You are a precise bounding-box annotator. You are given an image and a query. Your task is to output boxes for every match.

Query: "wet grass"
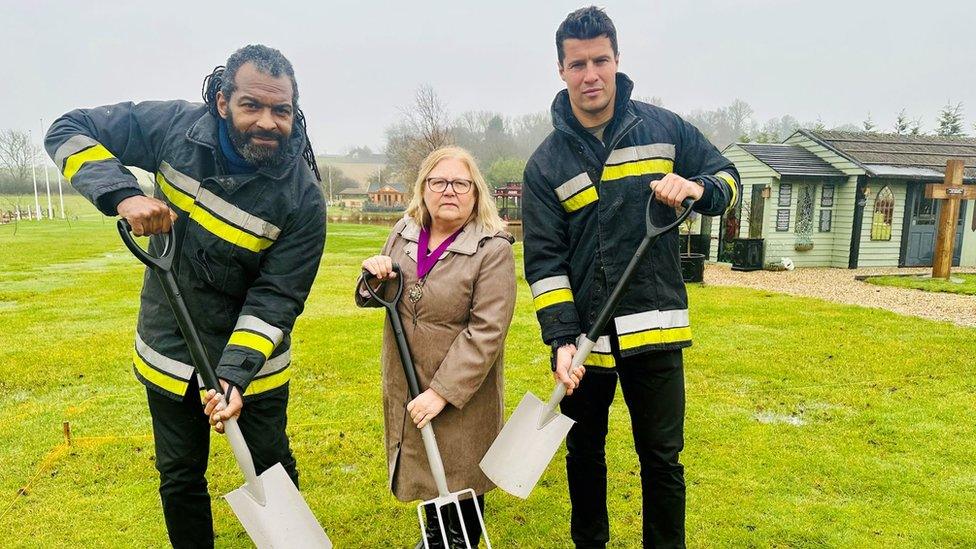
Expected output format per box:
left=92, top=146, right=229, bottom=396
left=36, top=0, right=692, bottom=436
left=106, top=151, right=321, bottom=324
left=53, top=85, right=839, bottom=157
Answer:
left=863, top=273, right=976, bottom=296
left=1, top=200, right=975, bottom=547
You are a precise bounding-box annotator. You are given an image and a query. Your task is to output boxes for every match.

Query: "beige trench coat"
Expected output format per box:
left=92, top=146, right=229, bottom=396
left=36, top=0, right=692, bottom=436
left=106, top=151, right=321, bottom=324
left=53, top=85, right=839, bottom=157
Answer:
left=356, top=216, right=516, bottom=501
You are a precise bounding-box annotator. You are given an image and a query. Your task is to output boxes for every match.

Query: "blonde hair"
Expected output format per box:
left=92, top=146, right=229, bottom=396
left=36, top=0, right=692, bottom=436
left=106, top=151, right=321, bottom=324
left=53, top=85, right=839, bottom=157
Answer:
left=405, top=146, right=505, bottom=234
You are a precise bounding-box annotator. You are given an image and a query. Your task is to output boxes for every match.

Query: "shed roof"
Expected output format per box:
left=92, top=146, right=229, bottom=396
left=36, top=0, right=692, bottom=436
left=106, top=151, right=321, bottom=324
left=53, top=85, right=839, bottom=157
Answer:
left=800, top=130, right=976, bottom=180
left=738, top=143, right=846, bottom=177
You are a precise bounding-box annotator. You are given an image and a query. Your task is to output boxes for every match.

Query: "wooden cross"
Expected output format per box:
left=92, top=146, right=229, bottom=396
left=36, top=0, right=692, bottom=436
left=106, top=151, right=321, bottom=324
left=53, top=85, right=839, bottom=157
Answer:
left=925, top=159, right=976, bottom=279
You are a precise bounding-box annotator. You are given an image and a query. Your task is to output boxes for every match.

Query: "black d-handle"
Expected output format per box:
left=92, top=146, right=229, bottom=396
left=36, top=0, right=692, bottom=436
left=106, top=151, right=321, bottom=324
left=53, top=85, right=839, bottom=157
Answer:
left=645, top=196, right=696, bottom=239
left=117, top=218, right=175, bottom=272
left=360, top=263, right=404, bottom=309
left=360, top=262, right=424, bottom=399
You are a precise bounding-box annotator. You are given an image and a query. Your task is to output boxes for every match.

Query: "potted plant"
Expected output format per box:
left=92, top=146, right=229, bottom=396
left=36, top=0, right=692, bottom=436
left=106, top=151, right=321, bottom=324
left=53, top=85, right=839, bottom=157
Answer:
left=728, top=197, right=766, bottom=271
left=679, top=211, right=705, bottom=283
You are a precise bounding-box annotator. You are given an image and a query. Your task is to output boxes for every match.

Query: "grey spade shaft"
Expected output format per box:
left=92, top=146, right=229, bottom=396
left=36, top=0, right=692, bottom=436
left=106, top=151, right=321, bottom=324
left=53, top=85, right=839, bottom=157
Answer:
left=117, top=219, right=334, bottom=548
left=116, top=220, right=265, bottom=502
left=362, top=265, right=452, bottom=496
left=537, top=196, right=696, bottom=427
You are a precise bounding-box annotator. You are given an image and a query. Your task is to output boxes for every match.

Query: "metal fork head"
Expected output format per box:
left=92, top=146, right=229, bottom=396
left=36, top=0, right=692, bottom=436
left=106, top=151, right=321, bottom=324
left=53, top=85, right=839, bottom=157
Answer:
left=416, top=489, right=490, bottom=549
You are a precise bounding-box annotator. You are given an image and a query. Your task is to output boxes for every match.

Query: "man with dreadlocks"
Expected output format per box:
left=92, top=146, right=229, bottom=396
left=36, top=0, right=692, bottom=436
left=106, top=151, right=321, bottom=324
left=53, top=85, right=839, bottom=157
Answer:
left=45, top=44, right=325, bottom=547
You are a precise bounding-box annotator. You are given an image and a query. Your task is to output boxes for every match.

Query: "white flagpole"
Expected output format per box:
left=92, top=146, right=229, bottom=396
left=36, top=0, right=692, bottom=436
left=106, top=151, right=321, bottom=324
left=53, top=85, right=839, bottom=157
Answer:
left=30, top=130, right=41, bottom=220
left=57, top=171, right=66, bottom=219
left=41, top=119, right=53, bottom=218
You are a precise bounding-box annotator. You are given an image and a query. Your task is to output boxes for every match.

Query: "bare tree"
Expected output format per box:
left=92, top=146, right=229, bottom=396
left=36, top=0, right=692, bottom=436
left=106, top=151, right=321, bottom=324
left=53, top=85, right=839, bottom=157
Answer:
left=634, top=95, right=664, bottom=107
left=0, top=129, right=40, bottom=192
left=385, top=85, right=454, bottom=193
left=511, top=111, right=551, bottom=157
left=726, top=99, right=754, bottom=142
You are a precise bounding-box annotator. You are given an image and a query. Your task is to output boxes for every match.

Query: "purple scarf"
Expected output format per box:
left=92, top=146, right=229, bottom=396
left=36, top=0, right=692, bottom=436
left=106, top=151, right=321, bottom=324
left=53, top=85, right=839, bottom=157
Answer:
left=417, top=226, right=463, bottom=279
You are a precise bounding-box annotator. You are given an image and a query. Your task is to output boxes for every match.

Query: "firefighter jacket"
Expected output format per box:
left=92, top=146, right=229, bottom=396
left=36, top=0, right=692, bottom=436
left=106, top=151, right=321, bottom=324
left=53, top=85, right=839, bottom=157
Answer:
left=45, top=100, right=325, bottom=400
left=523, top=73, right=740, bottom=368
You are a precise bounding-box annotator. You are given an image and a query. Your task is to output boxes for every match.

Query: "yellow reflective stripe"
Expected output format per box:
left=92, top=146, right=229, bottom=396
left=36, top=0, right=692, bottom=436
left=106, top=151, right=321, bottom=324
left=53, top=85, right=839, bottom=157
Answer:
left=228, top=330, right=275, bottom=359
left=133, top=350, right=189, bottom=396
left=584, top=353, right=616, bottom=368
left=618, top=326, right=693, bottom=350
left=717, top=171, right=738, bottom=212
left=533, top=288, right=574, bottom=310
left=244, top=367, right=291, bottom=396
left=156, top=171, right=196, bottom=212
left=156, top=172, right=274, bottom=253
left=562, top=186, right=598, bottom=212
left=190, top=207, right=274, bottom=252
left=602, top=159, right=674, bottom=182
left=63, top=144, right=115, bottom=181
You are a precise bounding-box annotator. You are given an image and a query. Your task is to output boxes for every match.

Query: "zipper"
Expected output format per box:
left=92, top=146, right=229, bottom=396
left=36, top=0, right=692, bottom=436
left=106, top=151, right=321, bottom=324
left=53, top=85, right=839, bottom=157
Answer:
left=601, top=115, right=642, bottom=169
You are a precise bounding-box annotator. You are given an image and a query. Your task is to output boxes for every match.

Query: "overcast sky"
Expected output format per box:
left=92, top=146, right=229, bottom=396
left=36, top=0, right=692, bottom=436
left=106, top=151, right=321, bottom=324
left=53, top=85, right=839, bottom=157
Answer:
left=2, top=0, right=974, bottom=155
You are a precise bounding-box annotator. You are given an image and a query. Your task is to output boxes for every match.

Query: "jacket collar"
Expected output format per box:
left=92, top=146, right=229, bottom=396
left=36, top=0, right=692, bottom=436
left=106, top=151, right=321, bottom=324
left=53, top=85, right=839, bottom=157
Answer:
left=551, top=72, right=638, bottom=153
left=185, top=109, right=307, bottom=182
left=398, top=216, right=511, bottom=258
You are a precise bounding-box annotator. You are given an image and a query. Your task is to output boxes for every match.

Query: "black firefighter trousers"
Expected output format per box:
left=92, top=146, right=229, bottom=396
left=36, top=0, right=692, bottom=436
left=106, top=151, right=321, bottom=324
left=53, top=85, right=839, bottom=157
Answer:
left=560, top=349, right=685, bottom=549
left=146, top=378, right=297, bottom=549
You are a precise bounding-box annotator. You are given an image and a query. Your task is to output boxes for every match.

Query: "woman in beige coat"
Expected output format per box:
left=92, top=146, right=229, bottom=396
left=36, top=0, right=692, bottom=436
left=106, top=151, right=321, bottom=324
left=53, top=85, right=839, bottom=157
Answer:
left=356, top=146, right=516, bottom=548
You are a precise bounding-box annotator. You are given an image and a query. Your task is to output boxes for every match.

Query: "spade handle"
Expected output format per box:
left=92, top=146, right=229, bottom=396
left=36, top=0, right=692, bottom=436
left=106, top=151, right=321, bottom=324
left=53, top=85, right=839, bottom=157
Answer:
left=118, top=220, right=265, bottom=504
left=539, top=196, right=696, bottom=419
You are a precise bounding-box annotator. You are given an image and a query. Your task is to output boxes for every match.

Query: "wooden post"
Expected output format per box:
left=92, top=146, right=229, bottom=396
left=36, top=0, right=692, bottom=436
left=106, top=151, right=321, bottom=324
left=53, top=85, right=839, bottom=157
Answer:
left=62, top=421, right=72, bottom=446
left=925, top=160, right=976, bottom=279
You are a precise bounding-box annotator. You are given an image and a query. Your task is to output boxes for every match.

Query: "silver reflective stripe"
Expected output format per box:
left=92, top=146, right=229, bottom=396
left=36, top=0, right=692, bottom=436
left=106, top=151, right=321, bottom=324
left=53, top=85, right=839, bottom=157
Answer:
left=606, top=143, right=676, bottom=166
left=54, top=135, right=100, bottom=169
left=577, top=334, right=612, bottom=353
left=194, top=349, right=290, bottom=389
left=135, top=332, right=194, bottom=379
left=159, top=161, right=281, bottom=240
left=197, top=188, right=281, bottom=240
left=257, top=349, right=291, bottom=377
left=555, top=173, right=593, bottom=202
left=529, top=275, right=572, bottom=298
left=614, top=309, right=690, bottom=334
left=235, top=315, right=284, bottom=347
left=159, top=161, right=202, bottom=195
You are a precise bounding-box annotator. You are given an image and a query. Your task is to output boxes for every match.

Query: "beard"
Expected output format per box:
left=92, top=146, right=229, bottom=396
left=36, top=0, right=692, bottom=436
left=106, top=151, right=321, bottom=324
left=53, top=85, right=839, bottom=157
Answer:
left=226, top=110, right=291, bottom=167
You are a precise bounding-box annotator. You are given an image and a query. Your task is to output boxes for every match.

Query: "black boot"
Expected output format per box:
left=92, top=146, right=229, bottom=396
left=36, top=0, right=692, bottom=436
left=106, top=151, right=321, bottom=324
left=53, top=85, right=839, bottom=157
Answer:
left=415, top=503, right=447, bottom=549
left=444, top=496, right=485, bottom=548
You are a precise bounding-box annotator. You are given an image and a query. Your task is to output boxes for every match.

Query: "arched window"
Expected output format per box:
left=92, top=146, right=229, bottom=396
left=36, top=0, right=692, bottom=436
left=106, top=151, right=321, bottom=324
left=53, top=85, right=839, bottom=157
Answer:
left=871, top=186, right=895, bottom=241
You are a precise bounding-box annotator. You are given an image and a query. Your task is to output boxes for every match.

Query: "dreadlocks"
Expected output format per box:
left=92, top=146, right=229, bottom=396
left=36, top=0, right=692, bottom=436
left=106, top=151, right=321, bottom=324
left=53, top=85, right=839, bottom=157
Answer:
left=201, top=45, right=321, bottom=181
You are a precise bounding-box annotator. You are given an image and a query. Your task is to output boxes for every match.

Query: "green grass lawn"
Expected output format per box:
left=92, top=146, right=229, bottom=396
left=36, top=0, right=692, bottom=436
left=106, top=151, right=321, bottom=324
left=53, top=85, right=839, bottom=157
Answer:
left=863, top=273, right=976, bottom=296
left=1, top=202, right=975, bottom=547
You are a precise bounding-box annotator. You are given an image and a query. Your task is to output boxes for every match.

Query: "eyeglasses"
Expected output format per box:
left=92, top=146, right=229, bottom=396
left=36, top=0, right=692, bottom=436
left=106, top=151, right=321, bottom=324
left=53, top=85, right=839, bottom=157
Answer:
left=425, top=177, right=473, bottom=194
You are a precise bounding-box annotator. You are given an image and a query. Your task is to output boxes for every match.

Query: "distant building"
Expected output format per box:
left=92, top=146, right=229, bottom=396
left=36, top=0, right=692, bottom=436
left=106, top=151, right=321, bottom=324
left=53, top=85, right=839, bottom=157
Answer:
left=716, top=130, right=976, bottom=268
left=492, top=182, right=522, bottom=221
left=337, top=187, right=368, bottom=209
left=366, top=181, right=408, bottom=210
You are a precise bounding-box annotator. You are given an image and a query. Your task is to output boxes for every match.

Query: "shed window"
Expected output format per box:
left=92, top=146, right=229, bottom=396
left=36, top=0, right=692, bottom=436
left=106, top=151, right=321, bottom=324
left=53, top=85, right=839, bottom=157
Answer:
left=870, top=186, right=895, bottom=241
left=819, top=185, right=833, bottom=232
left=821, top=185, right=834, bottom=207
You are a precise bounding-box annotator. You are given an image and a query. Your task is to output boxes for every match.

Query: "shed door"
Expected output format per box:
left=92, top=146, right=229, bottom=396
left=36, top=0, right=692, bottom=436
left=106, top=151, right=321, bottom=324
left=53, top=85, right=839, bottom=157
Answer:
left=904, top=184, right=966, bottom=266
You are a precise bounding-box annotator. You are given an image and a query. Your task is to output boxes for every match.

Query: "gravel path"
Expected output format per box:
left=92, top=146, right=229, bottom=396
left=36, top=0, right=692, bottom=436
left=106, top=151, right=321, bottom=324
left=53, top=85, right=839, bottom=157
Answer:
left=703, top=264, right=976, bottom=327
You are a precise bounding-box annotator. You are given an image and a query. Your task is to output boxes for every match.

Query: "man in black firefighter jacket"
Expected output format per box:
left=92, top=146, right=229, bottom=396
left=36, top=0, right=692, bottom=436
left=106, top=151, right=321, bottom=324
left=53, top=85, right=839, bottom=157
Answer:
left=45, top=45, right=325, bottom=548
left=522, top=7, right=741, bottom=549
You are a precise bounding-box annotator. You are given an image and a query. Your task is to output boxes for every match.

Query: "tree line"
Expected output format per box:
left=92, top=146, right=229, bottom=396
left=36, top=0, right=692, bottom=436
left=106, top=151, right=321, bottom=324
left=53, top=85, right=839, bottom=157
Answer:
left=2, top=99, right=971, bottom=196
left=378, top=89, right=975, bottom=191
